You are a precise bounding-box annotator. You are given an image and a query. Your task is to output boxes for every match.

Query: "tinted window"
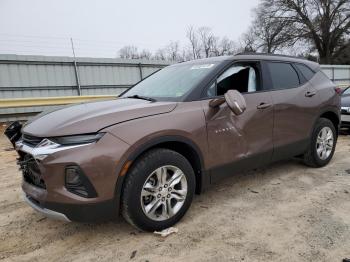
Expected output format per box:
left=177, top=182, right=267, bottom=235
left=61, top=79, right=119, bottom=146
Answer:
left=267, top=62, right=300, bottom=89
left=343, top=87, right=350, bottom=95
left=295, top=63, right=315, bottom=81
left=206, top=63, right=260, bottom=97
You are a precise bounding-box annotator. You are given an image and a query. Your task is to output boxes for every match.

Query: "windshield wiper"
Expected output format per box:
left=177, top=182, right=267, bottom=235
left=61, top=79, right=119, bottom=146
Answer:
left=125, top=95, right=156, bottom=102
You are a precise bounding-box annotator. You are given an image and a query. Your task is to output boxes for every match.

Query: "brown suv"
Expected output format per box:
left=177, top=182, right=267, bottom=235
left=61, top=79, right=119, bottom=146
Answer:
left=5, top=54, right=340, bottom=231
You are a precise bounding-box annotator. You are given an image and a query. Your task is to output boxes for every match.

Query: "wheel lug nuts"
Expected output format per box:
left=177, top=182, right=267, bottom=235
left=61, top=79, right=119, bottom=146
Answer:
left=161, top=197, right=165, bottom=201
left=164, top=184, right=168, bottom=188
left=167, top=194, right=170, bottom=198
left=168, top=187, right=172, bottom=191
left=157, top=194, right=161, bottom=198
left=159, top=187, right=162, bottom=191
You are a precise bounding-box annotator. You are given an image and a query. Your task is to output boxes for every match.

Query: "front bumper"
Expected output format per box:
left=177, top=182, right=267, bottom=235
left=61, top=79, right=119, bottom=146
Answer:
left=24, top=190, right=118, bottom=222
left=11, top=131, right=130, bottom=222
left=24, top=194, right=70, bottom=222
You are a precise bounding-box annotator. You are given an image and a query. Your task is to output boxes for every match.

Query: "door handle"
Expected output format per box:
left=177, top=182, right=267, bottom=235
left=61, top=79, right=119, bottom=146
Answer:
left=257, top=102, right=272, bottom=109
left=305, top=91, right=316, bottom=97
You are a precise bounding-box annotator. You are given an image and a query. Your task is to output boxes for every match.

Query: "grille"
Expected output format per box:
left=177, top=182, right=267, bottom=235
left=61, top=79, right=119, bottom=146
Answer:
left=18, top=154, right=46, bottom=189
left=22, top=134, right=42, bottom=147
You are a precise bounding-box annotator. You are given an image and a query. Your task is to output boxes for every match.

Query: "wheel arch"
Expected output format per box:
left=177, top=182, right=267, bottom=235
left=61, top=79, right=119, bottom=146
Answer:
left=317, top=107, right=340, bottom=134
left=115, top=135, right=208, bottom=210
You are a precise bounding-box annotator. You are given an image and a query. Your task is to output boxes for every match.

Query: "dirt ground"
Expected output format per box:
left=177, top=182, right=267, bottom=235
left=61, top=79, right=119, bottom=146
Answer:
left=0, top=125, right=350, bottom=262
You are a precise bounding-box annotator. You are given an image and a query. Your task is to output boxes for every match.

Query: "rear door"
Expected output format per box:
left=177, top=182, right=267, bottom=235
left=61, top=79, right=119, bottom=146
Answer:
left=263, top=61, right=319, bottom=161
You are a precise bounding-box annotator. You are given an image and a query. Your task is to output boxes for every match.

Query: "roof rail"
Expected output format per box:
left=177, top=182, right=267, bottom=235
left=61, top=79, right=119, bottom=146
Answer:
left=235, top=52, right=308, bottom=60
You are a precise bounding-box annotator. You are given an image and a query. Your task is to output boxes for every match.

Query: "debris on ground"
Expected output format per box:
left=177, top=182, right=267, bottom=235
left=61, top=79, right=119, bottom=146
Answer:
left=36, top=217, right=47, bottom=222
left=248, top=188, right=259, bottom=194
left=154, top=227, right=178, bottom=237
left=130, top=250, right=137, bottom=259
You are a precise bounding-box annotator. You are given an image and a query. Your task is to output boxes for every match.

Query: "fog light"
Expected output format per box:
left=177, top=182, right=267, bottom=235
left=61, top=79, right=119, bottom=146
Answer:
left=64, top=166, right=97, bottom=198
left=65, top=167, right=81, bottom=185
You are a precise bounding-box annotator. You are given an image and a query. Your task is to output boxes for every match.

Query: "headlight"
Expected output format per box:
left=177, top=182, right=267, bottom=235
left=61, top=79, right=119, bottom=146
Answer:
left=50, top=133, right=105, bottom=145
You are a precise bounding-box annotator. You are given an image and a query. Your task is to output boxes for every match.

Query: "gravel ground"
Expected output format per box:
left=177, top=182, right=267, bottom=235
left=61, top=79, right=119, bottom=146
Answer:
left=0, top=125, right=350, bottom=262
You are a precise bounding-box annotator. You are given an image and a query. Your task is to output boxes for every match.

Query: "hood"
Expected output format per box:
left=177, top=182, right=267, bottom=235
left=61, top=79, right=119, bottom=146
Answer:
left=23, top=98, right=177, bottom=137
left=341, top=95, right=350, bottom=107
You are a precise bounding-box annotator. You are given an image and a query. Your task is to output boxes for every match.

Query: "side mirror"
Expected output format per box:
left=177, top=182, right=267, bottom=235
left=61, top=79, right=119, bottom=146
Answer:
left=209, top=97, right=225, bottom=108
left=224, top=90, right=246, bottom=115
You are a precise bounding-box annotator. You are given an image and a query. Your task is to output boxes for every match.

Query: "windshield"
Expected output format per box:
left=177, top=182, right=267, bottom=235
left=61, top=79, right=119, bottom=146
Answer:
left=121, top=62, right=218, bottom=101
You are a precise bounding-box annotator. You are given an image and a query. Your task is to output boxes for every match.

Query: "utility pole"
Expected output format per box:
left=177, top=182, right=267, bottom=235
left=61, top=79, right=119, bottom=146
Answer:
left=70, top=38, right=82, bottom=96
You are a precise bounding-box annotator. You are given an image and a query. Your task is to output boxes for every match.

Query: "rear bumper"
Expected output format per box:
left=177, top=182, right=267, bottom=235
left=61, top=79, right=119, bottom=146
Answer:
left=341, top=114, right=350, bottom=128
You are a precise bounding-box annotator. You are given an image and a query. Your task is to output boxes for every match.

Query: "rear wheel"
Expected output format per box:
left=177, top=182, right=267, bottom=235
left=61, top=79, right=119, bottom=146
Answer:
left=303, top=118, right=337, bottom=167
left=121, top=148, right=195, bottom=231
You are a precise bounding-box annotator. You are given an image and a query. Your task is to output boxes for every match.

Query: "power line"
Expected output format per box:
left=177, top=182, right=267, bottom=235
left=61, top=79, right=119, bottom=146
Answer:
left=0, top=33, right=162, bottom=48
left=0, top=33, right=178, bottom=58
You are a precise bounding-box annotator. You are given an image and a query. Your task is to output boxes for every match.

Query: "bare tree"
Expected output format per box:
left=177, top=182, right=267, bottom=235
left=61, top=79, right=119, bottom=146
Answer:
left=186, top=26, right=202, bottom=59
left=154, top=48, right=167, bottom=60
left=259, top=0, right=350, bottom=63
left=117, top=26, right=241, bottom=62
left=118, top=45, right=139, bottom=59
left=181, top=47, right=194, bottom=61
left=197, top=27, right=216, bottom=57
left=212, top=37, right=237, bottom=56
left=241, top=30, right=259, bottom=53
left=332, top=40, right=350, bottom=64
left=247, top=1, right=296, bottom=53
left=166, top=41, right=181, bottom=61
left=139, top=49, right=152, bottom=60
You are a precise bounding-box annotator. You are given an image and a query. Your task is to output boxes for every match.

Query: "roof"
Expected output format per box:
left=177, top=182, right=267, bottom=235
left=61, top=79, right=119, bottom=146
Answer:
left=175, top=53, right=320, bottom=71
left=234, top=53, right=319, bottom=70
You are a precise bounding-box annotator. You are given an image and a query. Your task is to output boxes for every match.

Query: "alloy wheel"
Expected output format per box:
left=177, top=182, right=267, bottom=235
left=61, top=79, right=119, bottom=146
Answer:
left=140, top=165, right=188, bottom=221
left=316, top=126, right=334, bottom=160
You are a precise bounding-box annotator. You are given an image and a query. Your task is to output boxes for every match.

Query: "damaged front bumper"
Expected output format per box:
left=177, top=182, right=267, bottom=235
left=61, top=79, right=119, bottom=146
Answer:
left=24, top=194, right=71, bottom=222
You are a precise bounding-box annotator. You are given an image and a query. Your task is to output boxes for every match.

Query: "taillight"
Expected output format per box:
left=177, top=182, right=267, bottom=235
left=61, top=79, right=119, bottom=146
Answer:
left=334, top=87, right=343, bottom=94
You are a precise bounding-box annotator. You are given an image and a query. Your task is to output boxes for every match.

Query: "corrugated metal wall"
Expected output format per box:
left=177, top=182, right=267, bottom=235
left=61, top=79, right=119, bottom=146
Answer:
left=0, top=54, right=349, bottom=122
left=0, top=54, right=169, bottom=121
left=320, top=65, right=350, bottom=85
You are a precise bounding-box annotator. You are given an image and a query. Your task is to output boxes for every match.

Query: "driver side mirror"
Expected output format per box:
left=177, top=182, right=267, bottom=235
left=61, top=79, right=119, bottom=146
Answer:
left=224, top=90, right=246, bottom=115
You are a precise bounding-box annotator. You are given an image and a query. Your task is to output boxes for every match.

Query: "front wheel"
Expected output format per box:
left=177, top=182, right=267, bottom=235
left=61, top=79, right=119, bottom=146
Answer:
left=121, top=148, right=195, bottom=231
left=303, top=118, right=337, bottom=167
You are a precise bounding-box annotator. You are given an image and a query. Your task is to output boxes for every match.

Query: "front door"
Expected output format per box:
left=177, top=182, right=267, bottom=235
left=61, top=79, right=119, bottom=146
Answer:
left=201, top=62, right=274, bottom=182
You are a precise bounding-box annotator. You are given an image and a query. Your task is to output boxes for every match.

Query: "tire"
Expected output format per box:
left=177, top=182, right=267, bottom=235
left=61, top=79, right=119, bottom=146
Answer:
left=121, top=148, right=195, bottom=231
left=303, top=118, right=337, bottom=167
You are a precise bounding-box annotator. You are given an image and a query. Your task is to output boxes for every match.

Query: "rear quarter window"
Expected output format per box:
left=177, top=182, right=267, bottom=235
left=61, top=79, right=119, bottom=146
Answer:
left=294, top=63, right=315, bottom=81
left=343, top=87, right=350, bottom=95
left=267, top=62, right=300, bottom=90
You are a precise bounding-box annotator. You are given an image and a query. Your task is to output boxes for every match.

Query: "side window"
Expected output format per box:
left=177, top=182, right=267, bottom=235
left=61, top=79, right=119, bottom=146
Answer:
left=206, top=63, right=260, bottom=97
left=294, top=63, right=315, bottom=82
left=267, top=62, right=300, bottom=90
left=343, top=87, right=350, bottom=95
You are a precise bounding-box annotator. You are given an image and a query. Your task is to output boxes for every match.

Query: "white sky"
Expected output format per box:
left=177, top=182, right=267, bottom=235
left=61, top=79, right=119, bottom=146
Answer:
left=0, top=0, right=259, bottom=58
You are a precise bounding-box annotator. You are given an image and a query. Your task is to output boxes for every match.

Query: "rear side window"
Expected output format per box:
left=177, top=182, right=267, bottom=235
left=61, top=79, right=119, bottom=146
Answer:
left=267, top=62, right=300, bottom=90
left=294, top=63, right=315, bottom=81
left=343, top=87, right=350, bottom=95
